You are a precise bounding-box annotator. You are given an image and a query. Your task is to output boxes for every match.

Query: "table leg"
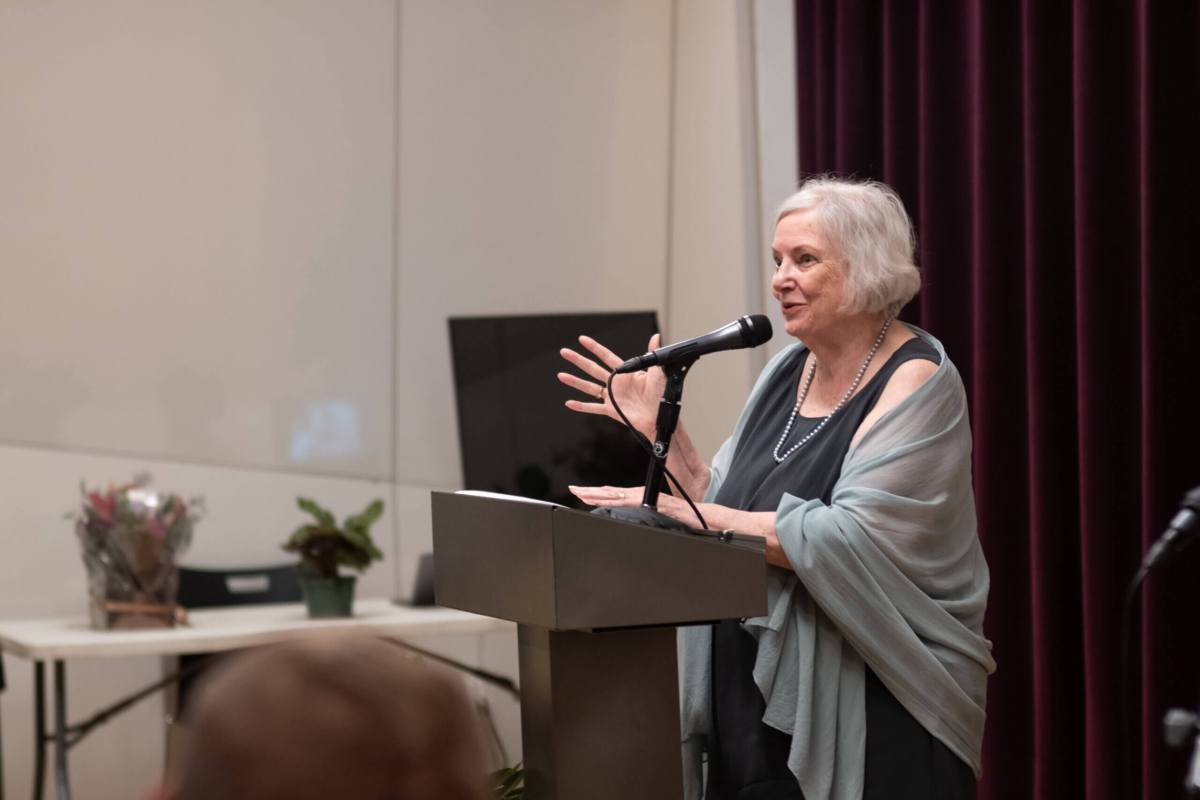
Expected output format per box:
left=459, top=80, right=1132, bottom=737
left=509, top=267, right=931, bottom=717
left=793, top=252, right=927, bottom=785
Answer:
left=51, top=663, right=69, bottom=800
left=32, top=664, right=44, bottom=800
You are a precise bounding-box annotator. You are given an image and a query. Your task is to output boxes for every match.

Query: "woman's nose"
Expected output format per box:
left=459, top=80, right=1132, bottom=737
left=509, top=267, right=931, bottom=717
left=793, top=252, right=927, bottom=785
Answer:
left=771, top=264, right=792, bottom=294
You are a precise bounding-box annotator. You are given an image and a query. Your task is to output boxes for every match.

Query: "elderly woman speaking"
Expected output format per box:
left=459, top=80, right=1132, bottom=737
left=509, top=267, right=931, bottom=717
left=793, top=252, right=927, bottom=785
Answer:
left=558, top=176, right=995, bottom=800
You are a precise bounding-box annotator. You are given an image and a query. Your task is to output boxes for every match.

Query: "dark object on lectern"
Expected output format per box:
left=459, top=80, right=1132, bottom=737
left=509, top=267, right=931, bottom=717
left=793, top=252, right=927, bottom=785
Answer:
left=432, top=491, right=766, bottom=800
left=590, top=504, right=698, bottom=532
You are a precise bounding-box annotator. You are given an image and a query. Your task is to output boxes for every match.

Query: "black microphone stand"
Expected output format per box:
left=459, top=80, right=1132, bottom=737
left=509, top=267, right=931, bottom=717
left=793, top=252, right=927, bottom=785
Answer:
left=641, top=359, right=694, bottom=507
left=597, top=358, right=698, bottom=531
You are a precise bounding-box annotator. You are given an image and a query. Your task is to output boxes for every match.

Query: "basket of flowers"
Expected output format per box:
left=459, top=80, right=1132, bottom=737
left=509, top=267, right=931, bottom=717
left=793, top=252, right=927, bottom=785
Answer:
left=70, top=474, right=203, bottom=629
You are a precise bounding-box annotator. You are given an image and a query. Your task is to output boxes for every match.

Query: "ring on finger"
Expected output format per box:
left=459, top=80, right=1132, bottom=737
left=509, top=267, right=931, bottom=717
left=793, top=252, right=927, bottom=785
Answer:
left=598, top=386, right=607, bottom=401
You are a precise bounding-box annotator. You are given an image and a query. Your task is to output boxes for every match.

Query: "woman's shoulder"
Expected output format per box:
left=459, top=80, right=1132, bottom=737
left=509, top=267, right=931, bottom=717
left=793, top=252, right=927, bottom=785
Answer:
left=848, top=327, right=949, bottom=447
left=882, top=325, right=952, bottom=398
left=894, top=332, right=941, bottom=365
left=901, top=323, right=951, bottom=366
left=882, top=334, right=940, bottom=387
left=883, top=357, right=939, bottom=398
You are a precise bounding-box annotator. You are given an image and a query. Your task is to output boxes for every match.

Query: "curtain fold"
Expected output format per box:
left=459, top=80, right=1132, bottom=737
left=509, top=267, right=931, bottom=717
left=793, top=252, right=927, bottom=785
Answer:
left=793, top=2, right=1200, bottom=798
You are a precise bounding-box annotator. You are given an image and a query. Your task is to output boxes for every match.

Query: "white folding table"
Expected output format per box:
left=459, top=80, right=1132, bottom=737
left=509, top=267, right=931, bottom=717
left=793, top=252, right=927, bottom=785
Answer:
left=0, top=599, right=513, bottom=800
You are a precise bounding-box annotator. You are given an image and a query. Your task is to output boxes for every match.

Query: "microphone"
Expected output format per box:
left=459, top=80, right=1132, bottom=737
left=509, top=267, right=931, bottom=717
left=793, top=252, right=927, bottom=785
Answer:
left=613, top=315, right=773, bottom=375
left=1140, top=486, right=1200, bottom=574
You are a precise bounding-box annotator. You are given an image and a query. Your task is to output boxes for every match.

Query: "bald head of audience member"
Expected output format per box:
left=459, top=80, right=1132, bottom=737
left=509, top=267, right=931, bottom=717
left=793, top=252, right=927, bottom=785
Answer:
left=164, top=635, right=491, bottom=800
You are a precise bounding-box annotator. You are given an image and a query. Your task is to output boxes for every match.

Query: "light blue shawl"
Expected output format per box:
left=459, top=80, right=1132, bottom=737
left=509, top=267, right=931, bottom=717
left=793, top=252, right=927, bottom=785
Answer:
left=679, top=328, right=996, bottom=800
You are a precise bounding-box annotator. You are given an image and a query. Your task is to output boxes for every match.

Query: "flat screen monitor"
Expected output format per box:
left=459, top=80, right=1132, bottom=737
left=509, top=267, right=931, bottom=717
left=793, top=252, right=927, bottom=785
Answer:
left=449, top=311, right=660, bottom=508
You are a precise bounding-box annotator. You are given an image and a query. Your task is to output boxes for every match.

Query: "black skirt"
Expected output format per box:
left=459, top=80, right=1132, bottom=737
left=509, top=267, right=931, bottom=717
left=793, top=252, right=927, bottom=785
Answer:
left=703, top=620, right=974, bottom=800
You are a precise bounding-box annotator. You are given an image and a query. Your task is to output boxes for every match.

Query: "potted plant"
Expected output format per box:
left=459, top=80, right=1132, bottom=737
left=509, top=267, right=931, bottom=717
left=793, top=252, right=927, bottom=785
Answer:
left=283, top=497, right=384, bottom=618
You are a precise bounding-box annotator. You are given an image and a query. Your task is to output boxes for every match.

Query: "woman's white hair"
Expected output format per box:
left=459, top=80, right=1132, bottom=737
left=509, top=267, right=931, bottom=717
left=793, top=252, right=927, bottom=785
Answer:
left=776, top=176, right=920, bottom=318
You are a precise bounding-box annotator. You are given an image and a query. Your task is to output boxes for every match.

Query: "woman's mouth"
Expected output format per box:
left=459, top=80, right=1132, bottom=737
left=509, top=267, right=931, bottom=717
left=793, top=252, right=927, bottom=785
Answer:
left=781, top=301, right=805, bottom=314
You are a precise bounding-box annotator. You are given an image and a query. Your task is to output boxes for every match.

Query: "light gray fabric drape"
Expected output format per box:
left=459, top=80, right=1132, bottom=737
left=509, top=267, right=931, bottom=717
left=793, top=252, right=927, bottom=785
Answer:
left=680, top=328, right=995, bottom=800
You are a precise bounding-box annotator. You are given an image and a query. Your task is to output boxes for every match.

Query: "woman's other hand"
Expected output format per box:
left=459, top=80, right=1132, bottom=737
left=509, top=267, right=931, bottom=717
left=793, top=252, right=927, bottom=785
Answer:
left=567, top=484, right=699, bottom=527
left=567, top=484, right=643, bottom=508
left=569, top=485, right=790, bottom=568
left=557, top=334, right=665, bottom=438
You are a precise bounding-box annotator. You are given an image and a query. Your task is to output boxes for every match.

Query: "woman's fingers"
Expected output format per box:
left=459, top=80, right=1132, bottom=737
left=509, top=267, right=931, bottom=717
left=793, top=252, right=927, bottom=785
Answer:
left=559, top=347, right=612, bottom=383
left=578, top=335, right=626, bottom=370
left=563, top=398, right=611, bottom=416
left=556, top=370, right=605, bottom=400
left=557, top=366, right=616, bottom=418
left=568, top=485, right=641, bottom=506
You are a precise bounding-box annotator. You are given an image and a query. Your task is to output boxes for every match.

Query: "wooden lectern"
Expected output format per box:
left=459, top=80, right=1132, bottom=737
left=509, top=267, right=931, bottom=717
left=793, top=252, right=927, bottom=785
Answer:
left=431, top=491, right=767, bottom=800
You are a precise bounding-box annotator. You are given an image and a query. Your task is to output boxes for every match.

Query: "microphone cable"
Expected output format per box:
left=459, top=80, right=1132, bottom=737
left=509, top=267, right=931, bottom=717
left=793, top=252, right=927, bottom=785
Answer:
left=605, top=372, right=708, bottom=531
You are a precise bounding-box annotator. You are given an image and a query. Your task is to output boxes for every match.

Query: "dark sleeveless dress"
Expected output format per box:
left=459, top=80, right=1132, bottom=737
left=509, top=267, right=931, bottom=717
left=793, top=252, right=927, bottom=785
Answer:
left=704, top=336, right=975, bottom=800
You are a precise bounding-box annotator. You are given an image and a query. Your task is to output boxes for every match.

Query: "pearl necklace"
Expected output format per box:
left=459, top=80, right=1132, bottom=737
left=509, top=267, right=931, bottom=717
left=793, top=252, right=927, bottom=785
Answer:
left=772, top=317, right=893, bottom=463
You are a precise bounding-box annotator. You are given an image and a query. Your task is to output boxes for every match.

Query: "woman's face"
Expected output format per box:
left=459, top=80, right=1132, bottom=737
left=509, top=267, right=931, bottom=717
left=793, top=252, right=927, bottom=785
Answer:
left=770, top=209, right=849, bottom=340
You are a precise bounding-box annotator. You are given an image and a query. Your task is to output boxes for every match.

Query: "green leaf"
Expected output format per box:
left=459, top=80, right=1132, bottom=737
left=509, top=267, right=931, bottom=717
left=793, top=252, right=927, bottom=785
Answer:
left=285, top=498, right=384, bottom=576
left=296, top=497, right=336, bottom=527
left=490, top=763, right=525, bottom=799
left=342, top=527, right=369, bottom=547
left=343, top=498, right=384, bottom=533
left=341, top=526, right=383, bottom=565
left=283, top=524, right=318, bottom=551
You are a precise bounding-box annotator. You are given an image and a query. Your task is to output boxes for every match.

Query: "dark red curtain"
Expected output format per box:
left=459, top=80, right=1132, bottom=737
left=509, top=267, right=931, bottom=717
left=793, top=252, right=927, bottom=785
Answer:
left=793, top=1, right=1200, bottom=798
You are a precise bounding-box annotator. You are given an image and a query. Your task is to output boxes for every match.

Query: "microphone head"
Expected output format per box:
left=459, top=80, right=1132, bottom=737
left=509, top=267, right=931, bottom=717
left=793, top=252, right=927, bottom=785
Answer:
left=739, top=314, right=773, bottom=347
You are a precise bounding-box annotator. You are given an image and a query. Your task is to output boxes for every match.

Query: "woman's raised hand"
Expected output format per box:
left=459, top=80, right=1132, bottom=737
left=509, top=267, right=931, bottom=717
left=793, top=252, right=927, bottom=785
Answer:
left=557, top=334, right=665, bottom=439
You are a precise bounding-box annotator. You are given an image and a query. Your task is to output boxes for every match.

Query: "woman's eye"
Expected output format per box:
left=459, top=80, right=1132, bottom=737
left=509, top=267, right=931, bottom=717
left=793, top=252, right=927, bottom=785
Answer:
left=799, top=253, right=816, bottom=264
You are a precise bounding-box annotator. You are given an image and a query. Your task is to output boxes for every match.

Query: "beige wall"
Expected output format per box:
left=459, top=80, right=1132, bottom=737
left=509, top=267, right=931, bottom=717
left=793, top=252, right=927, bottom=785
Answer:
left=0, top=1, right=793, bottom=796
left=754, top=0, right=800, bottom=359
left=395, top=0, right=673, bottom=488
left=666, top=0, right=765, bottom=459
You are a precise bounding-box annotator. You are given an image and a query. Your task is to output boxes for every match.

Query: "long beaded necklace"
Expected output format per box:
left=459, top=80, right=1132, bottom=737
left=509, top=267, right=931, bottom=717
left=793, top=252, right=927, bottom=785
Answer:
left=772, top=317, right=893, bottom=463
